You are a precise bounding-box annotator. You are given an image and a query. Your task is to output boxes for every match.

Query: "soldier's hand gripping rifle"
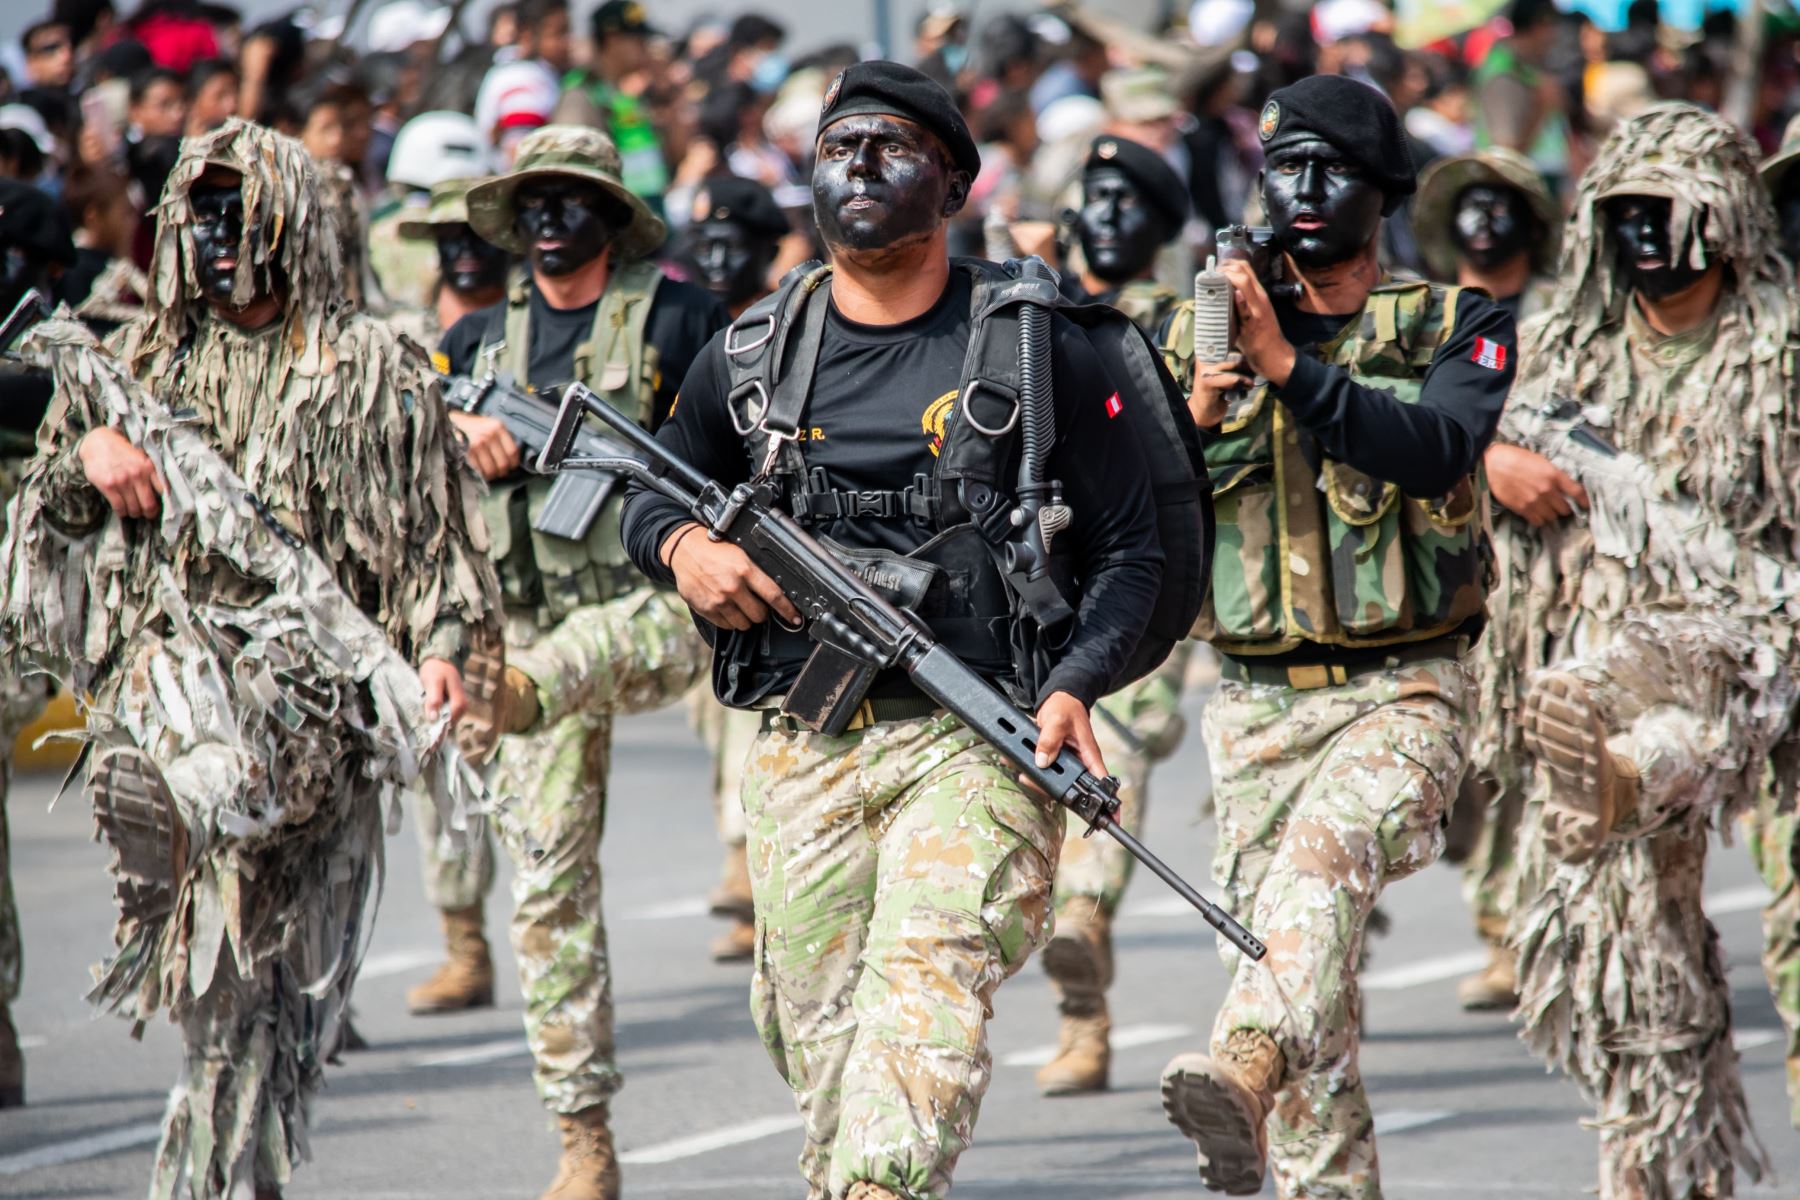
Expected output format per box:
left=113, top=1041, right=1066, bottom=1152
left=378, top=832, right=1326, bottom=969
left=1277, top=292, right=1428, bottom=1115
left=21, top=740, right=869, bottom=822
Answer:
left=537, top=382, right=1266, bottom=959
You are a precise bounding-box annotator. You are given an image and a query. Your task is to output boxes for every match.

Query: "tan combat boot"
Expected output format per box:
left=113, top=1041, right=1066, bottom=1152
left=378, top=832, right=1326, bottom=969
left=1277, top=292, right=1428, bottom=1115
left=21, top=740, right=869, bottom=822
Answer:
left=845, top=1185, right=904, bottom=1199
left=1522, top=672, right=1640, bottom=865
left=1161, top=1029, right=1285, bottom=1196
left=0, top=1002, right=22, bottom=1108
left=541, top=1104, right=620, bottom=1200
left=1036, top=905, right=1114, bottom=1095
left=711, top=916, right=755, bottom=963
left=407, top=905, right=495, bottom=1014
left=708, top=842, right=754, bottom=922
left=1458, top=915, right=1518, bottom=1012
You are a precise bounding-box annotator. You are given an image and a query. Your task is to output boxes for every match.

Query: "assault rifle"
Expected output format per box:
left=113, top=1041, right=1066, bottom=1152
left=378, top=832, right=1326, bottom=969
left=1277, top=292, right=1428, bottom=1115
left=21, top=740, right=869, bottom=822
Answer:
left=444, top=370, right=621, bottom=541
left=536, top=382, right=1266, bottom=959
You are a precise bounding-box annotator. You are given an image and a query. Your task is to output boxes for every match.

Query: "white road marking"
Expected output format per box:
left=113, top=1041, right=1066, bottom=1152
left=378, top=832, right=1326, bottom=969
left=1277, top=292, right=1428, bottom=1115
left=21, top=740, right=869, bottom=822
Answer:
left=1001, top=1022, right=1194, bottom=1068
left=1707, top=885, right=1771, bottom=915
left=626, top=896, right=710, bottom=920
left=1120, top=895, right=1199, bottom=919
left=1735, top=1027, right=1783, bottom=1051
left=0, top=1121, right=161, bottom=1176
left=1377, top=1109, right=1453, bottom=1135
left=357, top=948, right=443, bottom=980
left=418, top=1037, right=531, bottom=1068
left=1361, top=950, right=1489, bottom=992
left=618, top=1114, right=804, bottom=1165
left=17, top=1034, right=46, bottom=1049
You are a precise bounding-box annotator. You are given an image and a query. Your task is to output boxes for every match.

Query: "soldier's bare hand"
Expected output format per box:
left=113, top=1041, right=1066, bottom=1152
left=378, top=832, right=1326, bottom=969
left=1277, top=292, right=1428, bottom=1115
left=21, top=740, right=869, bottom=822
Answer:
left=1190, top=354, right=1254, bottom=428
left=1033, top=691, right=1107, bottom=776
left=1218, top=259, right=1298, bottom=387
left=1485, top=442, right=1589, bottom=526
left=79, top=426, right=163, bottom=519
left=420, top=658, right=468, bottom=723
left=449, top=411, right=523, bottom=481
left=664, top=523, right=802, bottom=631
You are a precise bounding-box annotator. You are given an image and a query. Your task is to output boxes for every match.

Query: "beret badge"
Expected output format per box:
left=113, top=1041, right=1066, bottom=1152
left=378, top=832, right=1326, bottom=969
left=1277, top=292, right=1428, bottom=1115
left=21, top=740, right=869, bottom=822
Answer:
left=822, top=71, right=844, bottom=115
left=1259, top=100, right=1280, bottom=142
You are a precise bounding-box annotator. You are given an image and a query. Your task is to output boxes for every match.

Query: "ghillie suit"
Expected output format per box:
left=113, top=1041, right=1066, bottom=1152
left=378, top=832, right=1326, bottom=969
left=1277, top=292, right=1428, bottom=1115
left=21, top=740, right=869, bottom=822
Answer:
left=1475, top=103, right=1800, bottom=1199
left=0, top=119, right=500, bottom=1199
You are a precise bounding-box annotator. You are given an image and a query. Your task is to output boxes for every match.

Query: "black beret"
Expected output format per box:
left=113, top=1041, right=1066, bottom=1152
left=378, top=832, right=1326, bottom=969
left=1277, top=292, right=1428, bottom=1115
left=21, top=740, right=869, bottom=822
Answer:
left=819, top=59, right=982, bottom=179
left=1084, top=136, right=1190, bottom=231
left=0, top=179, right=76, bottom=267
left=693, top=175, right=790, bottom=239
left=1258, top=75, right=1416, bottom=200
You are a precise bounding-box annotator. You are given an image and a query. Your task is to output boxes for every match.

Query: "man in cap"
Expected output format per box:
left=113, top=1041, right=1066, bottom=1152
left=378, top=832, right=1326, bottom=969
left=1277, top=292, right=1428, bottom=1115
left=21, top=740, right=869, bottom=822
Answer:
left=1413, top=145, right=1568, bottom=1012
left=1159, top=74, right=1513, bottom=1196
left=371, top=111, right=496, bottom=309
left=439, top=124, right=724, bottom=1200
left=387, top=176, right=514, bottom=355
left=0, top=118, right=497, bottom=1199
left=1027, top=131, right=1199, bottom=1098
left=620, top=60, right=1168, bottom=1200
left=1483, top=103, right=1800, bottom=1197
left=0, top=177, right=74, bottom=1109
left=553, top=1, right=669, bottom=213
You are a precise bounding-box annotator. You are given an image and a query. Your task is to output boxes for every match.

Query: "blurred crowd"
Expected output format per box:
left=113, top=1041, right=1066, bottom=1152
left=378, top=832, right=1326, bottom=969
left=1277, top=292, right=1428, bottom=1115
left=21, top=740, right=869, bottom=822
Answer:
left=3, top=0, right=1800, bottom=326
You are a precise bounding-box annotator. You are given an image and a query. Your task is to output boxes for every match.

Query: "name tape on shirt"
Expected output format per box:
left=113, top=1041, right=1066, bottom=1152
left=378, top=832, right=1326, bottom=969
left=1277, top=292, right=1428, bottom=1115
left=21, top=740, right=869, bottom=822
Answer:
left=1104, top=392, right=1123, bottom=419
left=1471, top=337, right=1508, bottom=371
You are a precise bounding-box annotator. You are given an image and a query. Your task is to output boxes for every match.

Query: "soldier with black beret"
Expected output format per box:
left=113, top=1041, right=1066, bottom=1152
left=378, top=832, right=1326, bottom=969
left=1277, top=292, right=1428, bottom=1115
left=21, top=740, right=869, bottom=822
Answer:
left=679, top=174, right=790, bottom=318
left=1157, top=73, right=1516, bottom=1197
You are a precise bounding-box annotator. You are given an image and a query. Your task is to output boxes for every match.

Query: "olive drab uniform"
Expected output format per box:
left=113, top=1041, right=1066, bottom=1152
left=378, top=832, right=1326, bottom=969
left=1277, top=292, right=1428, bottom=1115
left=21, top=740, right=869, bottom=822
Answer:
left=1188, top=280, right=1488, bottom=1198
left=477, top=260, right=710, bottom=1118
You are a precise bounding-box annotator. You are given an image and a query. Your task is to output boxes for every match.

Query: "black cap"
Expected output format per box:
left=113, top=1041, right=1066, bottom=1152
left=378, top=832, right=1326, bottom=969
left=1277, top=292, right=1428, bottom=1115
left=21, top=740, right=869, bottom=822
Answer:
left=1084, top=136, right=1190, bottom=231
left=818, top=59, right=981, bottom=179
left=1258, top=75, right=1416, bottom=202
left=692, top=175, right=790, bottom=238
left=0, top=179, right=76, bottom=267
left=591, top=0, right=657, bottom=40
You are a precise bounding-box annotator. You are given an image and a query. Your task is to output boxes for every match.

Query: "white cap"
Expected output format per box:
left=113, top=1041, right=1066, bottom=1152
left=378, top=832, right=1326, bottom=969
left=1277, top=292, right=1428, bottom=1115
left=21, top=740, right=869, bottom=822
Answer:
left=1187, top=0, right=1254, bottom=46
left=1311, top=0, right=1388, bottom=45
left=387, top=110, right=493, bottom=188
left=473, top=60, right=560, bottom=142
left=0, top=104, right=54, bottom=154
left=367, top=0, right=452, bottom=54
left=1036, top=94, right=1106, bottom=146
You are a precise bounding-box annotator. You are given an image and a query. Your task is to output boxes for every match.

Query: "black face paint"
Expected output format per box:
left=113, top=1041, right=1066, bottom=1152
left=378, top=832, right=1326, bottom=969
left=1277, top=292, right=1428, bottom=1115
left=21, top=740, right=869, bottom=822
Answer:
left=1604, top=194, right=1708, bottom=302
left=812, top=114, right=966, bottom=253
left=1449, top=183, right=1531, bottom=271
left=189, top=180, right=246, bottom=301
left=684, top=218, right=775, bottom=307
left=1776, top=175, right=1800, bottom=270
left=0, top=244, right=49, bottom=319
left=435, top=222, right=510, bottom=295
left=514, top=178, right=614, bottom=277
left=1077, top=166, right=1168, bottom=285
left=1262, top=139, right=1386, bottom=269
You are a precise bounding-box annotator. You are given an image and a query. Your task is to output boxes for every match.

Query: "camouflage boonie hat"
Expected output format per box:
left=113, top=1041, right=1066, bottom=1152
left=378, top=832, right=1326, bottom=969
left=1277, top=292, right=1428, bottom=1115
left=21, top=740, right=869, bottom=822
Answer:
left=397, top=176, right=489, bottom=240
left=1760, top=112, right=1800, bottom=198
left=1413, top=148, right=1562, bottom=279
left=1101, top=66, right=1178, bottom=124
left=465, top=125, right=667, bottom=259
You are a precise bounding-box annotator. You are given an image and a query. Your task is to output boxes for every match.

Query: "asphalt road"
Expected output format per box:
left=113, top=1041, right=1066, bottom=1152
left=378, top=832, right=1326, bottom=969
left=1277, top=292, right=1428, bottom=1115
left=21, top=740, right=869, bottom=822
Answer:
left=5, top=690, right=1799, bottom=1199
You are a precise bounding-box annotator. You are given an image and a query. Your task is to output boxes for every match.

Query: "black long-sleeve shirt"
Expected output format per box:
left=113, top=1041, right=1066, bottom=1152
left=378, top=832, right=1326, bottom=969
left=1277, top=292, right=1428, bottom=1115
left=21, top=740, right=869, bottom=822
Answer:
left=620, top=269, right=1164, bottom=708
left=1273, top=289, right=1514, bottom=495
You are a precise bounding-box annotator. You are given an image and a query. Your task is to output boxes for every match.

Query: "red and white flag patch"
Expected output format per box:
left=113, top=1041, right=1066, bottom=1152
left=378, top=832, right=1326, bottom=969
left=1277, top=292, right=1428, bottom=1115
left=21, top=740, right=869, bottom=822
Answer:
left=1471, top=337, right=1508, bottom=370
left=1104, top=392, right=1124, bottom=419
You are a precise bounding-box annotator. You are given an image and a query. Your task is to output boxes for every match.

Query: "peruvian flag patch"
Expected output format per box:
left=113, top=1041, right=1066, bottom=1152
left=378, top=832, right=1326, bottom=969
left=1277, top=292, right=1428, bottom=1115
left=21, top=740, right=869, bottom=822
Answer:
left=1104, top=392, right=1124, bottom=419
left=1471, top=337, right=1508, bottom=370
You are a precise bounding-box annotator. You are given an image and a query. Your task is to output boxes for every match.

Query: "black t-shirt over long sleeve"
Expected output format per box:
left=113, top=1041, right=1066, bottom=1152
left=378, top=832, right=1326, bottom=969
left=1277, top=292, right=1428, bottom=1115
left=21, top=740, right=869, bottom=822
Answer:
left=620, top=269, right=1165, bottom=709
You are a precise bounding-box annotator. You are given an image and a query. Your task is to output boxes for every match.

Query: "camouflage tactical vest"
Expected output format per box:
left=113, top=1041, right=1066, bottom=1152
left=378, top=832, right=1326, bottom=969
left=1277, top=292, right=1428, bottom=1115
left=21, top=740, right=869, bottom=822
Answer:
left=478, top=258, right=663, bottom=629
left=1195, top=280, right=1492, bottom=655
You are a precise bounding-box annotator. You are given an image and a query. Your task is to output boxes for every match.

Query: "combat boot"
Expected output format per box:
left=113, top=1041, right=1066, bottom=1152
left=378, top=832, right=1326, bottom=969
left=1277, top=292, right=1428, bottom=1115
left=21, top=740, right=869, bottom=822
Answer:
left=407, top=905, right=495, bottom=1014
left=1523, top=672, right=1640, bottom=865
left=0, top=1002, right=22, bottom=1108
left=711, top=916, right=755, bottom=963
left=845, top=1185, right=904, bottom=1199
left=1037, top=1009, right=1111, bottom=1095
left=1459, top=916, right=1518, bottom=1012
left=540, top=1104, right=620, bottom=1200
left=1161, top=1028, right=1286, bottom=1196
left=1036, top=904, right=1114, bottom=1095
left=708, top=843, right=754, bottom=922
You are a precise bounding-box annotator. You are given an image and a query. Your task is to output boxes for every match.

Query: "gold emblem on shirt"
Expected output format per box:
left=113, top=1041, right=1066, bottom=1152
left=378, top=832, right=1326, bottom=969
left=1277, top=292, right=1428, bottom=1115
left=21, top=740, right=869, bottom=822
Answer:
left=923, top=390, right=956, bottom=457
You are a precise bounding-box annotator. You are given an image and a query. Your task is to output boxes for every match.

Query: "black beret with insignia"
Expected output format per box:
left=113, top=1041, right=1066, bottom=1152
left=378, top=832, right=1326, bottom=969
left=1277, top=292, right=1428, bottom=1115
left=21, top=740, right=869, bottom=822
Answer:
left=1084, top=135, right=1190, bottom=232
left=693, top=175, right=790, bottom=239
left=818, top=59, right=982, bottom=179
left=1259, top=74, right=1417, bottom=200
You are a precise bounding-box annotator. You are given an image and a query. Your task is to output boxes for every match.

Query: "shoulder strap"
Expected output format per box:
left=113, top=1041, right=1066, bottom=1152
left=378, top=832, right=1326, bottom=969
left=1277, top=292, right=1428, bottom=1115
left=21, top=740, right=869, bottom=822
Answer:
left=578, top=257, right=663, bottom=424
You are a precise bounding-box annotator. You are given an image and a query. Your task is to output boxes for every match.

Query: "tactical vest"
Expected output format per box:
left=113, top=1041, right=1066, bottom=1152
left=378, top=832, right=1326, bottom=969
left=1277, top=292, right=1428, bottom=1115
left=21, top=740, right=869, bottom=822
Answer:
left=477, top=259, right=663, bottom=628
left=1195, top=280, right=1491, bottom=655
left=1110, top=279, right=1180, bottom=342
left=713, top=258, right=1211, bottom=708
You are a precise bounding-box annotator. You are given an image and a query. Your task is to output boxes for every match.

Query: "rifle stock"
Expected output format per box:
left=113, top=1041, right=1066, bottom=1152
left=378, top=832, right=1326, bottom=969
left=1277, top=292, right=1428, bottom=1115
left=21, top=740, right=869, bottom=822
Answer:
left=538, top=383, right=1266, bottom=959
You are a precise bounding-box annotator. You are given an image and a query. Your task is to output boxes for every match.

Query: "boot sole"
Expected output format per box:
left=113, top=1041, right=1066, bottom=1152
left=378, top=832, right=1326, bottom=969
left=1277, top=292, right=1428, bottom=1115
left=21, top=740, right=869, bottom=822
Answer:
left=1522, top=673, right=1613, bottom=865
left=407, top=990, right=495, bottom=1015
left=1041, top=930, right=1103, bottom=991
left=91, top=746, right=189, bottom=921
left=1037, top=1070, right=1107, bottom=1097
left=1161, top=1058, right=1267, bottom=1196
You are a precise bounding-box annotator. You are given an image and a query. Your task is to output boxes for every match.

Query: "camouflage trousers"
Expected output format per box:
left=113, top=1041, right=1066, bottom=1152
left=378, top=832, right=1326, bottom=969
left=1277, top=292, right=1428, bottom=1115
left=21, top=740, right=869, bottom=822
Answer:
left=1056, top=643, right=1193, bottom=914
left=743, top=710, right=1062, bottom=1200
left=1746, top=796, right=1800, bottom=1130
left=688, top=686, right=760, bottom=847
left=1205, top=657, right=1472, bottom=1199
left=0, top=761, right=15, bottom=1007
left=1457, top=769, right=1525, bottom=953
left=414, top=786, right=496, bottom=910
left=488, top=588, right=708, bottom=1115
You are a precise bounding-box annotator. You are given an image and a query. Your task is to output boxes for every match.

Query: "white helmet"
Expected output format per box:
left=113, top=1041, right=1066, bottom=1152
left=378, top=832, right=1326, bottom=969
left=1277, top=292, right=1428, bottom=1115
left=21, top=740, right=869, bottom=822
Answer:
left=386, top=111, right=493, bottom=190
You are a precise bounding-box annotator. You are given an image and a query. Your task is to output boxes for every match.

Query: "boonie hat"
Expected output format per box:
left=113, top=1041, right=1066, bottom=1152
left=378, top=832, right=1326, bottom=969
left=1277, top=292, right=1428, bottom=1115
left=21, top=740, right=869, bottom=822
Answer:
left=399, top=176, right=489, bottom=239
left=1414, top=148, right=1561, bottom=278
left=466, top=125, right=667, bottom=259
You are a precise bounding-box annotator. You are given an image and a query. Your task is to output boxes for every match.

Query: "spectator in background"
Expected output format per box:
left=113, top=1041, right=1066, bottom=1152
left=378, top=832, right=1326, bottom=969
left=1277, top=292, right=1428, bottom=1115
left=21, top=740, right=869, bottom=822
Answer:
left=1474, top=0, right=1571, bottom=193
left=554, top=0, right=669, bottom=210
left=185, top=57, right=238, bottom=136
left=54, top=161, right=140, bottom=327
left=53, top=0, right=119, bottom=66
left=698, top=81, right=800, bottom=208
left=975, top=15, right=1041, bottom=112
left=1179, top=56, right=1254, bottom=239
left=1407, top=52, right=1475, bottom=161
left=1030, top=28, right=1108, bottom=114
left=127, top=66, right=185, bottom=141
left=475, top=0, right=566, bottom=161
left=127, top=0, right=220, bottom=72
left=22, top=21, right=76, bottom=92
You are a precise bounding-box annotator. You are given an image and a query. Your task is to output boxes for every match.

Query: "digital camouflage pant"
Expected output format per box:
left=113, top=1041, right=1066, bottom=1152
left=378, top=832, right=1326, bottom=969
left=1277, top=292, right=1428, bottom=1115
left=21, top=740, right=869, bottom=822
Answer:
left=743, top=710, right=1062, bottom=1200
left=488, top=588, right=707, bottom=1115
left=414, top=788, right=495, bottom=910
left=1747, top=796, right=1800, bottom=1129
left=689, top=686, right=760, bottom=849
left=1056, top=643, right=1193, bottom=915
left=1205, top=657, right=1472, bottom=1199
